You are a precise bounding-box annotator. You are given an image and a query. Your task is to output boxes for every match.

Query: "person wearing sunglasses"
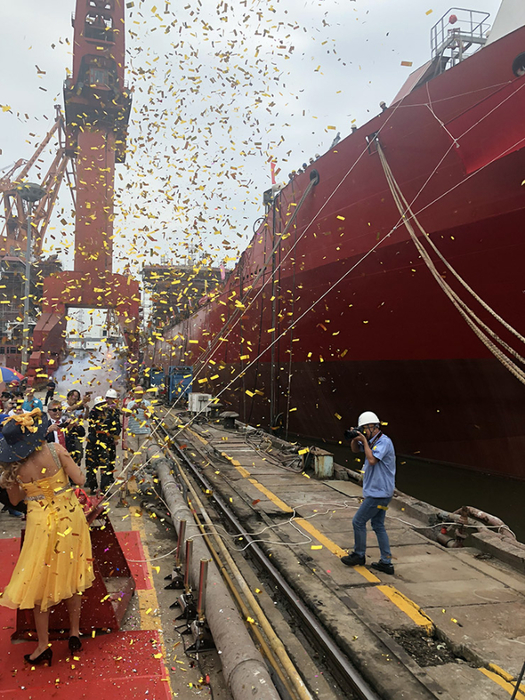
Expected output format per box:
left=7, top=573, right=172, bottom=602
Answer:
left=45, top=401, right=67, bottom=448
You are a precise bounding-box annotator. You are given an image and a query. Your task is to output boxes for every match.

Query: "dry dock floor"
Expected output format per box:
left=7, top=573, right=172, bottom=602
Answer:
left=167, top=413, right=525, bottom=700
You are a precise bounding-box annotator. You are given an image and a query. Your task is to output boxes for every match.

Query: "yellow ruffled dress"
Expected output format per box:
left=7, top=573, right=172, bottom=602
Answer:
left=0, top=466, right=94, bottom=612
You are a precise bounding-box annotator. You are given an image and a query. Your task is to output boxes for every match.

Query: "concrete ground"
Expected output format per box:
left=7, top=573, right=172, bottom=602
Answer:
left=164, top=413, right=525, bottom=700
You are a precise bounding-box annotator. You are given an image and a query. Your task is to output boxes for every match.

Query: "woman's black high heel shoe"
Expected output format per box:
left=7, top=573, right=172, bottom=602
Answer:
left=24, top=647, right=53, bottom=666
left=68, top=636, right=82, bottom=653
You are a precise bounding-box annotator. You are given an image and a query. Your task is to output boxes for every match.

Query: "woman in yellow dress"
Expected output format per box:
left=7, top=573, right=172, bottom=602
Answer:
left=0, top=409, right=94, bottom=666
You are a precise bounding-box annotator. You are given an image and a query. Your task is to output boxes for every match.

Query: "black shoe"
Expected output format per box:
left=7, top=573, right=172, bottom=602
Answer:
left=371, top=560, right=395, bottom=575
left=69, top=635, right=83, bottom=653
left=24, top=647, right=53, bottom=666
left=341, top=552, right=366, bottom=567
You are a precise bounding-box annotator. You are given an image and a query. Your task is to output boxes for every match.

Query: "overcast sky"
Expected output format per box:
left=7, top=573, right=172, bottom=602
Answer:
left=0, top=0, right=502, bottom=276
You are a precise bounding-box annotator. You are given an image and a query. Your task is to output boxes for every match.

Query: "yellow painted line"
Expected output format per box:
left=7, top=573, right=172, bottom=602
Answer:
left=480, top=668, right=525, bottom=698
left=205, top=439, right=436, bottom=630
left=293, top=517, right=348, bottom=555
left=136, top=588, right=161, bottom=631
left=377, top=585, right=434, bottom=632
left=350, top=565, right=382, bottom=584
left=248, top=478, right=294, bottom=513
left=488, top=664, right=525, bottom=697
left=188, top=427, right=208, bottom=445
left=490, top=664, right=525, bottom=686
left=130, top=506, right=172, bottom=691
left=293, top=517, right=381, bottom=583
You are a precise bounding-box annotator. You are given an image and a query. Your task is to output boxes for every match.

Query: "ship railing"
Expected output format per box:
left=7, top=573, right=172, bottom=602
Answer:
left=431, top=8, right=491, bottom=68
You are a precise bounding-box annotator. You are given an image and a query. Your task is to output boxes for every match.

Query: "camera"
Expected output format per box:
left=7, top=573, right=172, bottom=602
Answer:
left=344, top=428, right=361, bottom=441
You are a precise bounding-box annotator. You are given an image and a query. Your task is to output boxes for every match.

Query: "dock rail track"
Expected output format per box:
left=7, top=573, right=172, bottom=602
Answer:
left=153, top=417, right=395, bottom=700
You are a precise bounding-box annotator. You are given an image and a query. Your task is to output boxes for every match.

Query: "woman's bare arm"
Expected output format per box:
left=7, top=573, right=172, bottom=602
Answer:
left=7, top=482, right=26, bottom=506
left=55, top=443, right=86, bottom=486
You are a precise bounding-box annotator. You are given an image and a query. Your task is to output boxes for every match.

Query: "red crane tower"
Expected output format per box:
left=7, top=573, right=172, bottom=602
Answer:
left=31, top=0, right=140, bottom=376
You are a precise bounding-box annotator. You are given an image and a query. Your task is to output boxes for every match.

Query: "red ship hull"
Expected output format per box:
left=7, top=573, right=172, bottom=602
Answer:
left=150, top=26, right=525, bottom=479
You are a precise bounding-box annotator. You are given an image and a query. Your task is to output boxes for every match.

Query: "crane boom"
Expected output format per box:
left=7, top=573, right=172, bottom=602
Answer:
left=0, top=113, right=72, bottom=259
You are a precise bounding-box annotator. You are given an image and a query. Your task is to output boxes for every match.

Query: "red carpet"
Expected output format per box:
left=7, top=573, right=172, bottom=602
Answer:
left=115, top=530, right=151, bottom=590
left=0, top=531, right=170, bottom=699
left=0, top=630, right=171, bottom=699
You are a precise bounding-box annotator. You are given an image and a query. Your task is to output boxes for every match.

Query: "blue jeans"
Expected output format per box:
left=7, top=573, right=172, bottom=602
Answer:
left=352, top=496, right=392, bottom=563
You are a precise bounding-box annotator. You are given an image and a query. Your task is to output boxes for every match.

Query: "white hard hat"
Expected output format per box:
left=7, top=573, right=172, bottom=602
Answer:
left=105, top=388, right=118, bottom=399
left=358, top=411, right=380, bottom=427
left=93, top=396, right=107, bottom=407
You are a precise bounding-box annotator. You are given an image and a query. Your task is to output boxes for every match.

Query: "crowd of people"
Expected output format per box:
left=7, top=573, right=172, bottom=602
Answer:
left=0, top=380, right=155, bottom=664
left=0, top=382, right=153, bottom=518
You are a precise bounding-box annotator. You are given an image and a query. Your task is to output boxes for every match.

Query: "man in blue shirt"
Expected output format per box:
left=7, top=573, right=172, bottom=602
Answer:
left=341, top=411, right=396, bottom=575
left=22, top=389, right=43, bottom=412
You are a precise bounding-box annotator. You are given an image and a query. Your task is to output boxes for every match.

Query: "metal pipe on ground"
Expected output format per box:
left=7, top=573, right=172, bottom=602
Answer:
left=454, top=506, right=517, bottom=540
left=149, top=446, right=281, bottom=700
left=155, top=441, right=314, bottom=700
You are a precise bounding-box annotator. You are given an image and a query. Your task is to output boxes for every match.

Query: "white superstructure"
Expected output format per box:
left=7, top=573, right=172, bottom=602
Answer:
left=486, top=0, right=525, bottom=45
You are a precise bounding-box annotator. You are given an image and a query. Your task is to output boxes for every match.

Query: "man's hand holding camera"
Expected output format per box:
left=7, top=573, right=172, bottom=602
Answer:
left=345, top=426, right=378, bottom=465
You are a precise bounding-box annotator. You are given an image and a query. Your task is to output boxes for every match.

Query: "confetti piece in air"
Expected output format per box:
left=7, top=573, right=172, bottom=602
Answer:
left=401, top=61, right=413, bottom=67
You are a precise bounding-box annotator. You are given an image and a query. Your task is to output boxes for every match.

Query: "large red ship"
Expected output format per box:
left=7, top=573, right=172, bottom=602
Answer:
left=149, top=4, right=525, bottom=479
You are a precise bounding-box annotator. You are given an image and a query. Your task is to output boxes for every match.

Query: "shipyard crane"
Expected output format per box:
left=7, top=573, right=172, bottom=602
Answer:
left=0, top=110, right=75, bottom=259
left=30, top=0, right=140, bottom=378
left=0, top=111, right=75, bottom=372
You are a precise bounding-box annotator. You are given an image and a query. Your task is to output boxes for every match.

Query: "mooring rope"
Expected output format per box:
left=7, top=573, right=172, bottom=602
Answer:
left=377, top=141, right=525, bottom=386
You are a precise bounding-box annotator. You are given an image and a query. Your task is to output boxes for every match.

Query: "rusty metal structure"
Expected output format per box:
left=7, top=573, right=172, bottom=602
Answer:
left=0, top=113, right=70, bottom=371
left=31, top=0, right=140, bottom=377
left=0, top=110, right=73, bottom=261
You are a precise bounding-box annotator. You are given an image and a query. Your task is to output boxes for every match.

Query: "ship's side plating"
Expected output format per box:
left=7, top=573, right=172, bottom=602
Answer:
left=151, top=24, right=525, bottom=478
